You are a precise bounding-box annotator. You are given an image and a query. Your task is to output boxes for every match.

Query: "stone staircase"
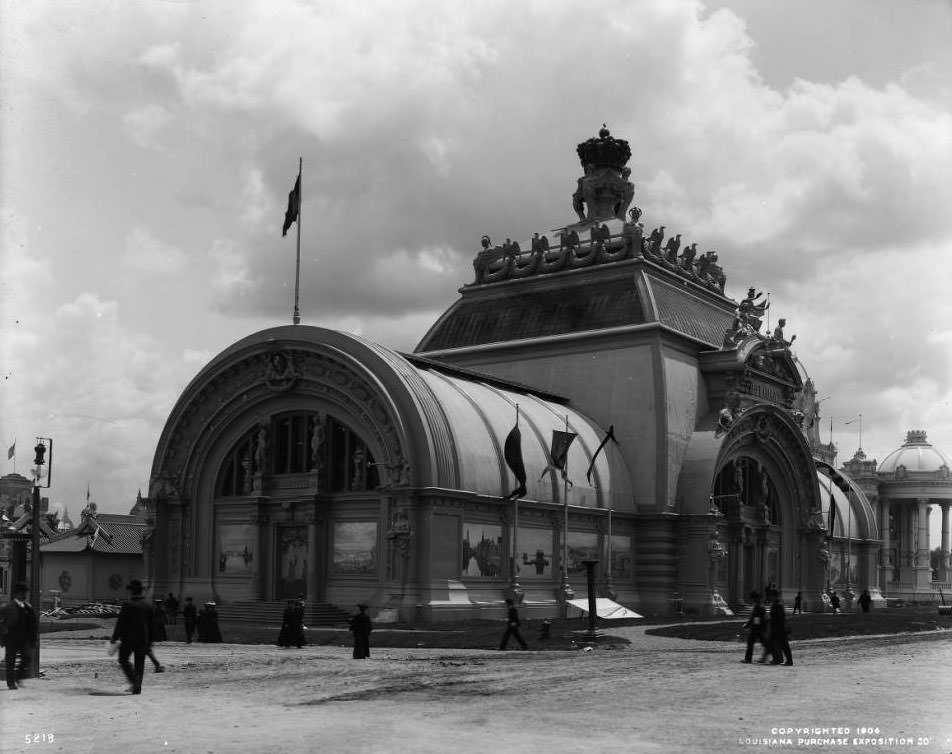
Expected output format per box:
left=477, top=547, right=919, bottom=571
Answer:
left=215, top=600, right=351, bottom=627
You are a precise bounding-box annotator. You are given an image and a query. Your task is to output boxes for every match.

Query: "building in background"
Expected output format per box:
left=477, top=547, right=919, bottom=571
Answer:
left=38, top=501, right=148, bottom=606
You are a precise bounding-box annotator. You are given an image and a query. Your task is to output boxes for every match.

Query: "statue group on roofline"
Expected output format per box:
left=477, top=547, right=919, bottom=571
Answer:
left=722, top=288, right=797, bottom=353
left=639, top=222, right=726, bottom=292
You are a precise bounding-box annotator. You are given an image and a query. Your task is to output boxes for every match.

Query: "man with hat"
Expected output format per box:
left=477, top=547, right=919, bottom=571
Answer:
left=197, top=600, right=222, bottom=643
left=110, top=579, right=155, bottom=694
left=0, top=582, right=38, bottom=690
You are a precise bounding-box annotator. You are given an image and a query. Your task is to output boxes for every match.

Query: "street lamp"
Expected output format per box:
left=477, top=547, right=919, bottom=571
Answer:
left=30, top=437, right=52, bottom=679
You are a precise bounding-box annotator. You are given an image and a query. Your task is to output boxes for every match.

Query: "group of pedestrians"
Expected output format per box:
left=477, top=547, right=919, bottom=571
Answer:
left=742, top=589, right=793, bottom=666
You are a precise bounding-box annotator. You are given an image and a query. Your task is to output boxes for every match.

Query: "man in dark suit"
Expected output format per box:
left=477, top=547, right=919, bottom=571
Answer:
left=768, top=592, right=793, bottom=666
left=499, top=598, right=527, bottom=650
left=110, top=579, right=155, bottom=694
left=182, top=596, right=197, bottom=643
left=741, top=591, right=767, bottom=663
left=0, top=582, right=37, bottom=690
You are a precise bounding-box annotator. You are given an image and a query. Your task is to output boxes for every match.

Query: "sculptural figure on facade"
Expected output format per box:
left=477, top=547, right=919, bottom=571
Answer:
left=663, top=233, right=682, bottom=265
left=697, top=251, right=726, bottom=292
left=531, top=232, right=549, bottom=253
left=738, top=287, right=769, bottom=332
left=723, top=286, right=769, bottom=348
left=646, top=226, right=665, bottom=258
left=679, top=242, right=697, bottom=273
left=310, top=412, right=326, bottom=471
left=769, top=318, right=796, bottom=349
left=253, top=424, right=268, bottom=474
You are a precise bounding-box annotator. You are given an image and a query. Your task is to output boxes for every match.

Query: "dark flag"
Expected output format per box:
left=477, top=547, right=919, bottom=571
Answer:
left=586, top=424, right=617, bottom=485
left=504, top=424, right=527, bottom=500
left=282, top=174, right=301, bottom=237
left=541, top=429, right=577, bottom=482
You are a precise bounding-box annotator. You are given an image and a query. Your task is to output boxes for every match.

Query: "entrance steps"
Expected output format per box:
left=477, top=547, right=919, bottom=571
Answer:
left=216, top=600, right=351, bottom=627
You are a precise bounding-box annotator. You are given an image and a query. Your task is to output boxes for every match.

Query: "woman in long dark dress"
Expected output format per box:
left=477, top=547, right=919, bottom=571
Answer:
left=349, top=604, right=372, bottom=659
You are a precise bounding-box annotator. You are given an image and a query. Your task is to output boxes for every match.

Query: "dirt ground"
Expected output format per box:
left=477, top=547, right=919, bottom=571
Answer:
left=2, top=622, right=951, bottom=754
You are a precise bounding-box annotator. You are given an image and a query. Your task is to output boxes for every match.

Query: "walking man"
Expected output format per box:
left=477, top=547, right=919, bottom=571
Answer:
left=768, top=592, right=793, bottom=666
left=0, top=582, right=37, bottom=690
left=110, top=579, right=155, bottom=694
left=499, top=598, right=527, bottom=650
left=741, top=591, right=767, bottom=664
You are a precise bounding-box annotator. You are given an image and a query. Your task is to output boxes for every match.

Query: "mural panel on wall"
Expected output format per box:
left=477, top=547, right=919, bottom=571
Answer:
left=278, top=526, right=308, bottom=598
left=517, top=528, right=553, bottom=579
left=462, top=523, right=503, bottom=578
left=217, top=524, right=255, bottom=575
left=609, top=534, right=631, bottom=579
left=566, top=531, right=598, bottom=575
left=333, top=521, right=378, bottom=576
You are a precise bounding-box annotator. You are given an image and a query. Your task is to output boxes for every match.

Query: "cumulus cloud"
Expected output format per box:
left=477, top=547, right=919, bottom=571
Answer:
left=122, top=103, right=172, bottom=149
left=122, top=225, right=188, bottom=275
left=2, top=0, right=950, bottom=516
left=5, top=290, right=196, bottom=508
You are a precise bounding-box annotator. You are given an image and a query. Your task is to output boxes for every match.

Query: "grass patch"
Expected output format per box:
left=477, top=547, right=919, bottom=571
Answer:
left=646, top=606, right=952, bottom=642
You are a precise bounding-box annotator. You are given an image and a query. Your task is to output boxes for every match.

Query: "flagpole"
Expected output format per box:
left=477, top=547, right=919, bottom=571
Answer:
left=560, top=415, right=572, bottom=607
left=509, top=405, right=521, bottom=602
left=292, top=157, right=303, bottom=325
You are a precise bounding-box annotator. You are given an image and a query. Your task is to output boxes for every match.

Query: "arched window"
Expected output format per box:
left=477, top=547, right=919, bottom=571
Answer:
left=215, top=413, right=379, bottom=497
left=216, top=427, right=257, bottom=497
left=328, top=417, right=379, bottom=492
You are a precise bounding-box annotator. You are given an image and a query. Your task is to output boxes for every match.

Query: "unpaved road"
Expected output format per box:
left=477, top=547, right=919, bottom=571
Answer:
left=2, top=624, right=950, bottom=754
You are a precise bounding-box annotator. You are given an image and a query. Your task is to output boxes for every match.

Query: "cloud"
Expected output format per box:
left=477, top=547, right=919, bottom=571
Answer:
left=3, top=0, right=951, bottom=519
left=122, top=226, right=188, bottom=275
left=122, top=103, right=172, bottom=149
left=5, top=290, right=197, bottom=506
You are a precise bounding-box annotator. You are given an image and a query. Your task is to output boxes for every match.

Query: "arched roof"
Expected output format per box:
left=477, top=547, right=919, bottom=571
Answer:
left=878, top=430, right=952, bottom=474
left=415, top=365, right=631, bottom=508
left=150, top=326, right=632, bottom=510
left=817, top=471, right=878, bottom=540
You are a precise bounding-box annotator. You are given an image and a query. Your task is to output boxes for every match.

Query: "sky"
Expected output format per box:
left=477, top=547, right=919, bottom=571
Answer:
left=1, top=0, right=951, bottom=542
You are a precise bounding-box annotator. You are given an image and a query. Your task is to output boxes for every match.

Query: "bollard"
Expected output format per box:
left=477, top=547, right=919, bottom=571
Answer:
left=540, top=618, right=552, bottom=640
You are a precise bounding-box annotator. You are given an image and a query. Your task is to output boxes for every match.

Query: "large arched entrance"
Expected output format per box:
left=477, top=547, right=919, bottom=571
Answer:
left=711, top=406, right=823, bottom=605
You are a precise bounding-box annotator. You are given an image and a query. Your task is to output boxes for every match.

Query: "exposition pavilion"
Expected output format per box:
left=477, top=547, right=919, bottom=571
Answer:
left=143, top=128, right=952, bottom=622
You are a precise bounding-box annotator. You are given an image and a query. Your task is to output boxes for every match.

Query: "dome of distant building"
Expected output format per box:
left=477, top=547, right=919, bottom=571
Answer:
left=878, top=430, right=952, bottom=474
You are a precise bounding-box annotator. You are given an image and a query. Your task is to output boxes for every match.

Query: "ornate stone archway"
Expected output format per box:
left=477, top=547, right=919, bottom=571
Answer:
left=712, top=406, right=824, bottom=606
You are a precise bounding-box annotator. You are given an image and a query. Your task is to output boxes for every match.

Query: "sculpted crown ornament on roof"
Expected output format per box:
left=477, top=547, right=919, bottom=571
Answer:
left=572, top=125, right=635, bottom=223
left=468, top=128, right=728, bottom=292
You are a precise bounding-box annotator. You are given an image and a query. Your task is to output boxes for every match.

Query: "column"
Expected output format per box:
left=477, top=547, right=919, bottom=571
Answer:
left=306, top=512, right=320, bottom=605
left=941, top=504, right=950, bottom=580
left=916, top=499, right=931, bottom=584
left=879, top=500, right=891, bottom=589
left=249, top=510, right=269, bottom=601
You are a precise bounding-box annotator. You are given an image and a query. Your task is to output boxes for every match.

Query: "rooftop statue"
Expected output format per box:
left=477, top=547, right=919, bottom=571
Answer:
left=722, top=287, right=769, bottom=348
left=679, top=242, right=697, bottom=273
left=663, top=233, right=682, bottom=265
left=768, top=318, right=796, bottom=349
left=646, top=226, right=665, bottom=258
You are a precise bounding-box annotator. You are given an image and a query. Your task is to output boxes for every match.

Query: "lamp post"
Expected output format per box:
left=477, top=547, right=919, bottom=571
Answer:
left=581, top=559, right=600, bottom=644
left=30, top=438, right=52, bottom=679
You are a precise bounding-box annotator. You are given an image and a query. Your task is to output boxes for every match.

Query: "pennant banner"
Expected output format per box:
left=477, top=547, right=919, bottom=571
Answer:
left=586, top=425, right=617, bottom=485
left=540, top=429, right=577, bottom=484
left=282, top=173, right=301, bottom=237
left=827, top=491, right=836, bottom=536
left=503, top=424, right=527, bottom=500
